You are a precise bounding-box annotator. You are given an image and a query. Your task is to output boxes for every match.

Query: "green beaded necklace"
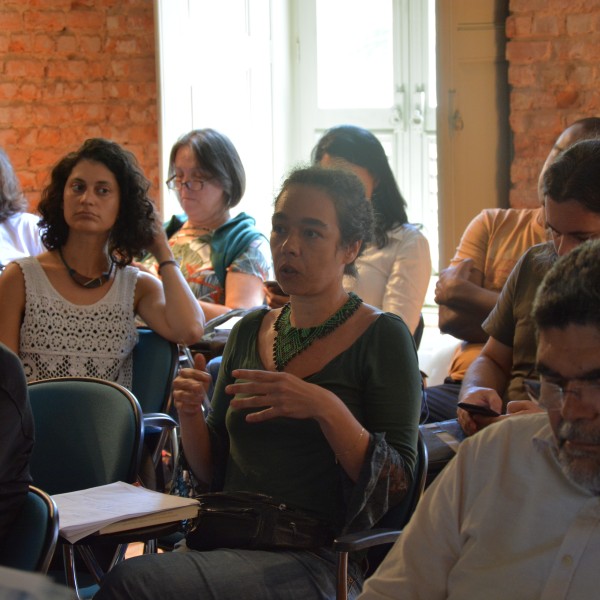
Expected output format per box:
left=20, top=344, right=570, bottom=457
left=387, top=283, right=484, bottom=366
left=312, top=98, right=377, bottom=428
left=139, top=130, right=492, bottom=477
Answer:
left=273, top=292, right=363, bottom=371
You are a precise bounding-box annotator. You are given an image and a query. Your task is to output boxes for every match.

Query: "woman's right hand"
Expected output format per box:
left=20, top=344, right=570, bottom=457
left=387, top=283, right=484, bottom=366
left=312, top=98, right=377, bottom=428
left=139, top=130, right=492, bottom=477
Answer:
left=172, top=353, right=211, bottom=417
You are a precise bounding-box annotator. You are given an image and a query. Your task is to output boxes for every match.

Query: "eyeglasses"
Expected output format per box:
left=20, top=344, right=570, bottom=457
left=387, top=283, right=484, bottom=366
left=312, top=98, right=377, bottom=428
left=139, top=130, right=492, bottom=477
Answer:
left=166, top=177, right=210, bottom=192
left=537, top=376, right=600, bottom=411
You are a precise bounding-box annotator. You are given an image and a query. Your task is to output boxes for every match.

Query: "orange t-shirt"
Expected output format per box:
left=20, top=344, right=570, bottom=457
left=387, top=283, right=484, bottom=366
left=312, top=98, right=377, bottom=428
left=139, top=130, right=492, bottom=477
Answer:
left=448, top=207, right=546, bottom=380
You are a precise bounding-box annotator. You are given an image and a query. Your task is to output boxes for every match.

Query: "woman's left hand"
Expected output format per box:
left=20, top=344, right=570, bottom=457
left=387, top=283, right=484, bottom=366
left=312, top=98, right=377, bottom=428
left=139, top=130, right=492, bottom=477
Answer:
left=227, top=369, right=333, bottom=423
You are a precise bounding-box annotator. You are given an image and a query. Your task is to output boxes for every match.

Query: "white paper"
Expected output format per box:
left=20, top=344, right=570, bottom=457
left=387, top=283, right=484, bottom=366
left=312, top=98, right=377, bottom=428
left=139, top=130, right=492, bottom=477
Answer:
left=213, top=316, right=243, bottom=331
left=52, top=482, right=199, bottom=543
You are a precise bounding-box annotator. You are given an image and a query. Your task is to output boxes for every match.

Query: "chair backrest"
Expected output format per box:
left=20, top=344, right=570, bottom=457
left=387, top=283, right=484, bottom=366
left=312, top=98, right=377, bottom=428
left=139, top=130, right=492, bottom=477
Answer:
left=413, top=313, right=425, bottom=350
left=28, top=377, right=143, bottom=495
left=365, top=431, right=428, bottom=575
left=0, top=486, right=59, bottom=573
left=132, top=328, right=179, bottom=414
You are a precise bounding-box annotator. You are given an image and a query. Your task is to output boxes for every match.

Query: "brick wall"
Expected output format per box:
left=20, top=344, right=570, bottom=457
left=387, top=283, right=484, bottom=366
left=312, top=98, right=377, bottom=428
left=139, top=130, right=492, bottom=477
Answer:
left=0, top=0, right=158, bottom=211
left=507, top=0, right=600, bottom=207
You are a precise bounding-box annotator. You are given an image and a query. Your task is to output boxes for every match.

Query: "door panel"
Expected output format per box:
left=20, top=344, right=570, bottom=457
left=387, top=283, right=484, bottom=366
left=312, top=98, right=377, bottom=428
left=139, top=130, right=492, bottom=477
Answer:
left=436, top=0, right=510, bottom=269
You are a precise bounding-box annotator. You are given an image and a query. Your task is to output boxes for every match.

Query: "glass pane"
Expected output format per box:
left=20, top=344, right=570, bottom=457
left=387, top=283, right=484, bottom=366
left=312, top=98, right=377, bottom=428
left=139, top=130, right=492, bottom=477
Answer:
left=316, top=0, right=393, bottom=109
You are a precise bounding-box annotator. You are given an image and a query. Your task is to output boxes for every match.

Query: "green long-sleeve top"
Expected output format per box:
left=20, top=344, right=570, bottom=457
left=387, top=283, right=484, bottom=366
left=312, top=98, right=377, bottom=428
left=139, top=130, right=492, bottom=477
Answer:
left=205, top=308, right=422, bottom=535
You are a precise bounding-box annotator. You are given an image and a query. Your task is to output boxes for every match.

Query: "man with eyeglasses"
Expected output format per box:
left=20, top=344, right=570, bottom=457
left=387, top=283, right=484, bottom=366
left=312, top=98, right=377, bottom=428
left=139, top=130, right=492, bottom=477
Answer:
left=457, top=138, right=600, bottom=436
left=358, top=239, right=600, bottom=599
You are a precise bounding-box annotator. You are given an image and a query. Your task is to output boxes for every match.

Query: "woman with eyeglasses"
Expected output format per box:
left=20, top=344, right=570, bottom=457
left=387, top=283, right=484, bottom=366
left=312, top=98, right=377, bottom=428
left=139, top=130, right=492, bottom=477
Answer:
left=141, top=129, right=272, bottom=321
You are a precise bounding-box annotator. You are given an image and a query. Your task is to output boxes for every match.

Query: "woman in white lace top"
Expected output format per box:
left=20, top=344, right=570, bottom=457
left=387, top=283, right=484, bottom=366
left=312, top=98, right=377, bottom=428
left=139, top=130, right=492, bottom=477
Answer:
left=0, top=138, right=205, bottom=387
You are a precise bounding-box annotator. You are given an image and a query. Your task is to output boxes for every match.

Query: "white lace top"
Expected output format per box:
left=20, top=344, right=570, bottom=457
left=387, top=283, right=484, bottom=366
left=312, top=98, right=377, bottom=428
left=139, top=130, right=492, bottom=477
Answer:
left=17, top=257, right=139, bottom=388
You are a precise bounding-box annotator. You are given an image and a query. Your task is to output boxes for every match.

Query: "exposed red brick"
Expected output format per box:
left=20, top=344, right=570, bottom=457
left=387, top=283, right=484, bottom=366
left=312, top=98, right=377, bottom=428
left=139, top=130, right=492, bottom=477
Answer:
left=566, top=13, right=594, bottom=34
left=506, top=15, right=533, bottom=38
left=555, top=89, right=579, bottom=108
left=65, top=10, right=107, bottom=31
left=508, top=0, right=600, bottom=207
left=506, top=40, right=552, bottom=63
left=531, top=15, right=561, bottom=36
left=5, top=59, right=45, bottom=79
left=37, top=128, right=62, bottom=146
left=23, top=10, right=66, bottom=32
left=1, top=1, right=158, bottom=205
left=0, top=10, right=23, bottom=30
left=56, top=34, right=77, bottom=54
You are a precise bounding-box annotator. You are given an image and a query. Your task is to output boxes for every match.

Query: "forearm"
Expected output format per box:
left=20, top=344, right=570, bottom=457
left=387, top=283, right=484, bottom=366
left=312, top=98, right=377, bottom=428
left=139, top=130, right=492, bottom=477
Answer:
left=178, top=412, right=213, bottom=485
left=199, top=300, right=232, bottom=321
left=459, top=352, right=510, bottom=402
left=438, top=304, right=489, bottom=343
left=442, top=277, right=499, bottom=316
left=438, top=281, right=498, bottom=340
left=159, top=264, right=205, bottom=343
left=315, top=391, right=370, bottom=482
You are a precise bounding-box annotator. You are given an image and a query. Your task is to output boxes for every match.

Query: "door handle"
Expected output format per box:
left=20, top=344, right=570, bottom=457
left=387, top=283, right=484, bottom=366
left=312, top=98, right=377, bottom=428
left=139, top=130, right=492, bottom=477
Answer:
left=448, top=89, right=464, bottom=133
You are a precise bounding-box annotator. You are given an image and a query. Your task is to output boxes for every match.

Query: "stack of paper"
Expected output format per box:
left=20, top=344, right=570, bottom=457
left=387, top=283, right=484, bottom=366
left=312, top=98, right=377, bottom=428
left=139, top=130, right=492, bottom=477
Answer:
left=52, top=482, right=199, bottom=543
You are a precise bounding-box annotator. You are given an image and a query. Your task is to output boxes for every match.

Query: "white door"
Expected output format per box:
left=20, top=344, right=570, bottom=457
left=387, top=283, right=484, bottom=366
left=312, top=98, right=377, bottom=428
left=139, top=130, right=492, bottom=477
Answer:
left=292, top=0, right=438, bottom=267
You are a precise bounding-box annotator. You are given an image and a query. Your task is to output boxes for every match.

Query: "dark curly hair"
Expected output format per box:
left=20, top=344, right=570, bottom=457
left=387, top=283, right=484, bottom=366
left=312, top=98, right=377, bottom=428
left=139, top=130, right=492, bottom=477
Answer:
left=274, top=165, right=374, bottom=277
left=312, top=125, right=408, bottom=249
left=38, top=138, right=155, bottom=266
left=0, top=147, right=28, bottom=222
left=169, top=129, right=246, bottom=208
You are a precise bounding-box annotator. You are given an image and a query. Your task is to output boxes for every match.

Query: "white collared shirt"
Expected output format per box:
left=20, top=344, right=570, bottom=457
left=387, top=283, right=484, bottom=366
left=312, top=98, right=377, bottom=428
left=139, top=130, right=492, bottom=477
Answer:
left=359, top=413, right=600, bottom=599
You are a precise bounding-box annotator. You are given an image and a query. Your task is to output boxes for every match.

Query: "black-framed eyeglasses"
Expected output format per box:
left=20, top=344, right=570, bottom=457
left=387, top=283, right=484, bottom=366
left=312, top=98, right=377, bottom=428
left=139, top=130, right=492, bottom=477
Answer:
left=166, top=177, right=209, bottom=191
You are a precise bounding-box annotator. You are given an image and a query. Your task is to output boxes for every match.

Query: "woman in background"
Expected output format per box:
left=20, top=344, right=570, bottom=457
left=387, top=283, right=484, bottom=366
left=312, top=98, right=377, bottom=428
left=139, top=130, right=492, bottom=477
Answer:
left=0, top=137, right=204, bottom=386
left=265, top=125, right=431, bottom=335
left=143, top=129, right=271, bottom=321
left=0, top=147, right=44, bottom=270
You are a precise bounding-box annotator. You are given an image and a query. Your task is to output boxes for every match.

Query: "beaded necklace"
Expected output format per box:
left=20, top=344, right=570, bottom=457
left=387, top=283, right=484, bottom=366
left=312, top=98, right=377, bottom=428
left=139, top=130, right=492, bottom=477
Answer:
left=58, top=248, right=115, bottom=289
left=273, top=292, right=363, bottom=371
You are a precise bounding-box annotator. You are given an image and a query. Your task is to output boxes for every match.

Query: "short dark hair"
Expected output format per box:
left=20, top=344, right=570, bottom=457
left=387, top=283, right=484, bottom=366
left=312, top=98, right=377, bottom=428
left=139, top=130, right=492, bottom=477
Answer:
left=0, top=147, right=27, bottom=222
left=38, top=138, right=155, bottom=266
left=570, top=116, right=600, bottom=138
left=312, top=125, right=408, bottom=248
left=542, top=138, right=600, bottom=214
left=168, top=129, right=246, bottom=208
left=533, top=239, right=600, bottom=331
left=275, top=165, right=373, bottom=277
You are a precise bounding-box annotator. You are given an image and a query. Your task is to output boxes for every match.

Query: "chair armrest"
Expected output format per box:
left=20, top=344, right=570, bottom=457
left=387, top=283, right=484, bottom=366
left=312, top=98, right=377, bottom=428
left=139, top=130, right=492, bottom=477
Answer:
left=143, top=412, right=178, bottom=430
left=332, top=528, right=401, bottom=553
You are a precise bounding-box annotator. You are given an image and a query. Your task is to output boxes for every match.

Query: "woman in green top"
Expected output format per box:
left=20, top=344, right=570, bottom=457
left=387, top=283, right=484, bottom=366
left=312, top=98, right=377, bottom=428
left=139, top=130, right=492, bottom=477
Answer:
left=96, top=167, right=422, bottom=600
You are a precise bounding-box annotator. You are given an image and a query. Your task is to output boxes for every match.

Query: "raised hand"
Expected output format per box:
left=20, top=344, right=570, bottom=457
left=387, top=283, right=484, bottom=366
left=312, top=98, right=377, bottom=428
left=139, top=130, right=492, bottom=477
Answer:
left=172, top=353, right=211, bottom=417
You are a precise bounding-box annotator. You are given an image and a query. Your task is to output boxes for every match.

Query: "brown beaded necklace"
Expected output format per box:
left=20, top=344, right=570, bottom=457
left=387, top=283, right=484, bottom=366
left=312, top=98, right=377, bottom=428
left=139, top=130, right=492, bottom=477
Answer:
left=59, top=248, right=115, bottom=289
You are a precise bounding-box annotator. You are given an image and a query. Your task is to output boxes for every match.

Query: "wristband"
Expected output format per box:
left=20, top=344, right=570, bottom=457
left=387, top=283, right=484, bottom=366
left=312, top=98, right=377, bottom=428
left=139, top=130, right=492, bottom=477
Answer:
left=158, top=259, right=178, bottom=275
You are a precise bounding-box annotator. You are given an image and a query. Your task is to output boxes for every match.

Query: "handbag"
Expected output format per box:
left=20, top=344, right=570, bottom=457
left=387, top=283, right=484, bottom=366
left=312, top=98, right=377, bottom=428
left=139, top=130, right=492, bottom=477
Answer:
left=185, top=491, right=333, bottom=551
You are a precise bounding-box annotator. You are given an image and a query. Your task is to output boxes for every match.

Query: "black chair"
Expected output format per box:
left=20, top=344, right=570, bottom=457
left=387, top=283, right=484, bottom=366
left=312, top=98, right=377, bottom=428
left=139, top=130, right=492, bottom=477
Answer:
left=413, top=313, right=425, bottom=350
left=333, top=431, right=428, bottom=600
left=0, top=485, right=59, bottom=573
